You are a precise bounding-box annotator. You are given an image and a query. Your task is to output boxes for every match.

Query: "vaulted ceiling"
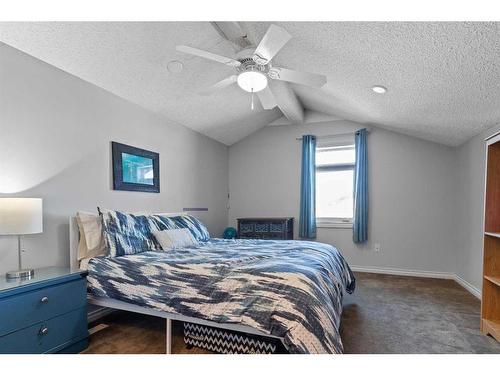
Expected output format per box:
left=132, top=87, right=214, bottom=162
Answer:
left=1, top=22, right=499, bottom=146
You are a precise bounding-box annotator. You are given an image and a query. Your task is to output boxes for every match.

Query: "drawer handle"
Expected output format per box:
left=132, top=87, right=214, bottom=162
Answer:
left=39, top=327, right=49, bottom=336
left=40, top=296, right=49, bottom=303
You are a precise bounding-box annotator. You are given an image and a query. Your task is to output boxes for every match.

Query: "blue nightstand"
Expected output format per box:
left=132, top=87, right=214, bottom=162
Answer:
left=0, top=267, right=89, bottom=354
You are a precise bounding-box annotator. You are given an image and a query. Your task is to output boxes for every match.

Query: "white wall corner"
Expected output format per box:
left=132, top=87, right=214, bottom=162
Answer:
left=453, top=274, right=482, bottom=299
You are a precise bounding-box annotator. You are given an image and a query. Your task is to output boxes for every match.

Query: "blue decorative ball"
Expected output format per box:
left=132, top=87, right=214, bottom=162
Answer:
left=222, top=227, right=237, bottom=239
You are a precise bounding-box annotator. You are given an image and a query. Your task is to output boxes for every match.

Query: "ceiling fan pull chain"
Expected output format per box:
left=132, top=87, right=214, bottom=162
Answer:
left=251, top=88, right=254, bottom=110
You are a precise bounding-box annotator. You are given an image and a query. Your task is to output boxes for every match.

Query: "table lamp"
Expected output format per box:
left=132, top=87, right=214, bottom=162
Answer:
left=0, top=198, right=43, bottom=279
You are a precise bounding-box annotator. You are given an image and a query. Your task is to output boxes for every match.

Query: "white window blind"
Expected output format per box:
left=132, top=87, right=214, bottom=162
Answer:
left=316, top=139, right=355, bottom=227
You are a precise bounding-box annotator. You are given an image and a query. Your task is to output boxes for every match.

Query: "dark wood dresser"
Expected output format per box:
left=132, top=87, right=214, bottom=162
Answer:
left=237, top=217, right=294, bottom=240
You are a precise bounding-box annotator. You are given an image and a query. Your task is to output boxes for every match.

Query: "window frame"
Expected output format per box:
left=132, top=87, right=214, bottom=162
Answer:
left=315, top=142, right=355, bottom=229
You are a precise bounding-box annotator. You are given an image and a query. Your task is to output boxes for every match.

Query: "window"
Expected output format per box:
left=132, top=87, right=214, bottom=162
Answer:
left=316, top=140, right=355, bottom=227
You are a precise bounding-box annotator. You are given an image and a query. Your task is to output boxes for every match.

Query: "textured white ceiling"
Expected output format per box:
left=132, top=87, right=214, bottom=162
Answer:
left=1, top=22, right=499, bottom=146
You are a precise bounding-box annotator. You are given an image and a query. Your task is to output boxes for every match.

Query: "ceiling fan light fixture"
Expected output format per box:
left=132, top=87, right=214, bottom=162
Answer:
left=237, top=71, right=268, bottom=93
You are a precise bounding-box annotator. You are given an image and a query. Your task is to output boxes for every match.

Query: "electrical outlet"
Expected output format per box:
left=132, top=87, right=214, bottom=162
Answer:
left=374, top=243, right=381, bottom=252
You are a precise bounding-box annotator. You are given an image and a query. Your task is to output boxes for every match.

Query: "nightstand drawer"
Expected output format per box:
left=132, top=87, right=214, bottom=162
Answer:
left=0, top=307, right=88, bottom=354
left=0, top=278, right=86, bottom=337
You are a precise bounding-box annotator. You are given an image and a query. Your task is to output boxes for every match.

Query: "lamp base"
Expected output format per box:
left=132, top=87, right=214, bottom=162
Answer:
left=6, top=268, right=34, bottom=279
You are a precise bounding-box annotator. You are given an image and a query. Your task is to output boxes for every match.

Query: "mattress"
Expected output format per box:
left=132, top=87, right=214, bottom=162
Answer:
left=83, top=238, right=355, bottom=354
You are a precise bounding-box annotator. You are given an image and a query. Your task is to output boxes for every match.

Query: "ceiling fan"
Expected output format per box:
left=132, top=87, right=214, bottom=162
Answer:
left=176, top=24, right=327, bottom=110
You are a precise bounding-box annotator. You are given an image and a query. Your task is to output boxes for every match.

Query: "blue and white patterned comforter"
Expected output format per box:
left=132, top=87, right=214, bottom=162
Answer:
left=83, top=238, right=355, bottom=354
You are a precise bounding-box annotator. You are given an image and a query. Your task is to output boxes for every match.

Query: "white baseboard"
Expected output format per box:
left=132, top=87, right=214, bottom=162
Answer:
left=453, top=274, right=482, bottom=299
left=350, top=265, right=455, bottom=279
left=351, top=265, right=482, bottom=299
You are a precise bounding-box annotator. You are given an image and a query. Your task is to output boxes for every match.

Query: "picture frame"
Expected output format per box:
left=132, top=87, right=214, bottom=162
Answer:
left=111, top=141, right=160, bottom=193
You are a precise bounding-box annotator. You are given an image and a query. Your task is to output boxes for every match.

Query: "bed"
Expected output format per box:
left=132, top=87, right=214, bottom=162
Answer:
left=70, top=216, right=355, bottom=354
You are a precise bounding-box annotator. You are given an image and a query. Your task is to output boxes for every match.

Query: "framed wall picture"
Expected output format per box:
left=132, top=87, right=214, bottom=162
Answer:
left=111, top=142, right=160, bottom=193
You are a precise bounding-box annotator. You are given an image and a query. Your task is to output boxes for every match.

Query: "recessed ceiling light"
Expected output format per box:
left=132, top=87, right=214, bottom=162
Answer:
left=372, top=85, right=387, bottom=94
left=167, top=60, right=184, bottom=74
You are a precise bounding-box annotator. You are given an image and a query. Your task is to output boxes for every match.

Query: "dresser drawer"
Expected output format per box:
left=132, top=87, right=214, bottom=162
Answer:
left=239, top=223, right=254, bottom=233
left=239, top=233, right=263, bottom=239
left=0, top=307, right=88, bottom=354
left=254, top=222, right=269, bottom=233
left=264, top=233, right=286, bottom=240
left=269, top=222, right=285, bottom=232
left=0, top=278, right=87, bottom=337
left=237, top=218, right=294, bottom=240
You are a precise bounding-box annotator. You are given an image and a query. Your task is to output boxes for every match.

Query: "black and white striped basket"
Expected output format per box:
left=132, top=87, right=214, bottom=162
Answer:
left=183, top=322, right=284, bottom=354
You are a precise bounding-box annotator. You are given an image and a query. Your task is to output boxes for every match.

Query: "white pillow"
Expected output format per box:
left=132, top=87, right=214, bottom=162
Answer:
left=153, top=228, right=199, bottom=250
left=76, top=211, right=108, bottom=260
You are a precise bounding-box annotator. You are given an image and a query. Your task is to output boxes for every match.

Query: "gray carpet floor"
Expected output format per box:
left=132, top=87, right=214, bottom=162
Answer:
left=83, top=272, right=500, bottom=354
left=341, top=272, right=500, bottom=353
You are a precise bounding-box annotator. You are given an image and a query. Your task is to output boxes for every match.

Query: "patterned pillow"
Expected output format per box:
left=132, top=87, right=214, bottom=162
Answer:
left=154, top=214, right=210, bottom=242
left=101, top=210, right=167, bottom=257
left=101, top=210, right=211, bottom=257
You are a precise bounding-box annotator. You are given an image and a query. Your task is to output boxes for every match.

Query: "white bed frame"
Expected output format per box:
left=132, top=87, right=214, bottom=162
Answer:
left=69, top=216, right=282, bottom=354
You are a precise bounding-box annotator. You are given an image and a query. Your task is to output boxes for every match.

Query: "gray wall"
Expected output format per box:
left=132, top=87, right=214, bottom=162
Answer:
left=455, top=123, right=500, bottom=290
left=229, top=121, right=458, bottom=274
left=0, top=43, right=228, bottom=274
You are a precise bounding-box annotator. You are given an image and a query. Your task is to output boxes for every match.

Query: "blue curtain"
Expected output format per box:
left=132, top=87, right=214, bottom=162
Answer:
left=299, top=135, right=316, bottom=239
left=353, top=129, right=368, bottom=243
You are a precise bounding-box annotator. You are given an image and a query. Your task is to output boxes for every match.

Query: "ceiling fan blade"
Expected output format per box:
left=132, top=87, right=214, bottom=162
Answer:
left=252, top=24, right=292, bottom=65
left=257, top=86, right=278, bottom=109
left=198, top=75, right=238, bottom=96
left=268, top=67, right=327, bottom=88
left=176, top=45, right=241, bottom=67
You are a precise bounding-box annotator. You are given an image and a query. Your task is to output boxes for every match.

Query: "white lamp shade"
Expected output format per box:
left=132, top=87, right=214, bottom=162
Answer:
left=0, top=198, right=43, bottom=235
